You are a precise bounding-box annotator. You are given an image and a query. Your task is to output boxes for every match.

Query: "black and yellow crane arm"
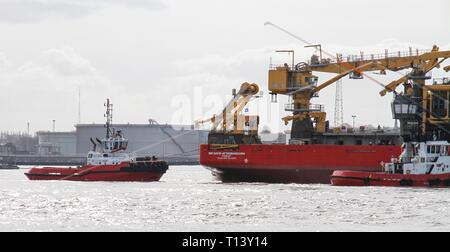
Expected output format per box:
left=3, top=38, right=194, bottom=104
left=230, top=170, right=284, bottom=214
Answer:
left=312, top=61, right=381, bottom=93
left=380, top=57, right=449, bottom=96
left=303, top=45, right=450, bottom=76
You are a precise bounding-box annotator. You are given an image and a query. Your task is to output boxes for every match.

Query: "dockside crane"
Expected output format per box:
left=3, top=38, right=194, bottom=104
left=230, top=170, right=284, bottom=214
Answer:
left=195, top=82, right=262, bottom=144
left=268, top=44, right=450, bottom=143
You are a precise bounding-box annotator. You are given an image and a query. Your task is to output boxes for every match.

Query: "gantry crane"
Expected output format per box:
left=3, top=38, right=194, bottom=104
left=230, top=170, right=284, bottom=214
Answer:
left=196, top=82, right=262, bottom=144
left=269, top=45, right=450, bottom=143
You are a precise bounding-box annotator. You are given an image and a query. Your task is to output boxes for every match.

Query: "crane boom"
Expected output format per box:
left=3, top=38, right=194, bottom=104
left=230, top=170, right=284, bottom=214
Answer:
left=196, top=82, right=260, bottom=136
left=313, top=61, right=380, bottom=93
left=302, top=45, right=450, bottom=74
left=380, top=57, right=448, bottom=96
left=268, top=45, right=450, bottom=140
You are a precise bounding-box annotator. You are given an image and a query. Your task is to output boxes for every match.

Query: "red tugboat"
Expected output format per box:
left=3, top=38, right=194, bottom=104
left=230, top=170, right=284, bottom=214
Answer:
left=331, top=141, right=450, bottom=187
left=25, top=99, right=168, bottom=182
left=199, top=41, right=450, bottom=183
left=332, top=73, right=450, bottom=187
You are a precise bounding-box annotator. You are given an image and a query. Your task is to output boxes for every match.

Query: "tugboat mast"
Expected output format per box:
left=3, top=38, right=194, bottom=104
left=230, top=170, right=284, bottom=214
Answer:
left=105, top=99, right=113, bottom=138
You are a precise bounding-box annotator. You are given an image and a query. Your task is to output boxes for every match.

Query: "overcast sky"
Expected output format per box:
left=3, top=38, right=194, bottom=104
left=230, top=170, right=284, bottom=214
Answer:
left=0, top=0, right=449, bottom=134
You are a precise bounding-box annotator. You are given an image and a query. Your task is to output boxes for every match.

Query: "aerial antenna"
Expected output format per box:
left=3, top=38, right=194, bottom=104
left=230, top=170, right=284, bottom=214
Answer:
left=104, top=99, right=113, bottom=138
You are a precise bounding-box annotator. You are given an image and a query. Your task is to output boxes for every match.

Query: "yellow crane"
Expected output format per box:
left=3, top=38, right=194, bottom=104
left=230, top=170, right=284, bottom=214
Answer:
left=268, top=45, right=450, bottom=141
left=195, top=82, right=261, bottom=144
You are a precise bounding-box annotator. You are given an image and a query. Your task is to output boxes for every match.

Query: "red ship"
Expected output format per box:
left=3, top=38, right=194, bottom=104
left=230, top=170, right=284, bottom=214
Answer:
left=25, top=160, right=168, bottom=182
left=198, top=42, right=450, bottom=184
left=198, top=83, right=401, bottom=184
left=201, top=144, right=400, bottom=184
left=331, top=141, right=450, bottom=188
left=25, top=99, right=168, bottom=182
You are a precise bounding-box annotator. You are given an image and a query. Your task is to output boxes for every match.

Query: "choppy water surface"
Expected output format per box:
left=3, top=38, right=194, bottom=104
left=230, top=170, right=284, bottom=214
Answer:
left=1, top=166, right=450, bottom=232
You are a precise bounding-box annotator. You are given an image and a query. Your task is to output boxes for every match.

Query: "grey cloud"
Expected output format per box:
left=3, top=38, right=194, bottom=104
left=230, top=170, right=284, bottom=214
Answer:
left=0, top=0, right=166, bottom=23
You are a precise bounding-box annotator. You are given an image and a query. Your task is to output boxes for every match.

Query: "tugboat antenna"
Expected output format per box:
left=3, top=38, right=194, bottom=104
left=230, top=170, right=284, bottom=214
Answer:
left=105, top=99, right=113, bottom=138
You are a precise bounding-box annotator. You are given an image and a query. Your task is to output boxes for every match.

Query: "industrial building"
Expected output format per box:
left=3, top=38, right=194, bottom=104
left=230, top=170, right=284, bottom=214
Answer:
left=37, top=131, right=77, bottom=155
left=34, top=124, right=207, bottom=158
left=27, top=123, right=208, bottom=165
left=75, top=124, right=208, bottom=158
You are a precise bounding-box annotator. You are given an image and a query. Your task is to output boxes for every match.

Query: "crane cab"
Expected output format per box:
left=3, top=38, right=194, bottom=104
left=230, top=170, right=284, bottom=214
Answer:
left=268, top=66, right=318, bottom=95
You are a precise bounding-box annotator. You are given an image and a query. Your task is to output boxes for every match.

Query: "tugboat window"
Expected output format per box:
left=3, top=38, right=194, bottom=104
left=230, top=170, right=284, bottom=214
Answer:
left=432, top=92, right=447, bottom=118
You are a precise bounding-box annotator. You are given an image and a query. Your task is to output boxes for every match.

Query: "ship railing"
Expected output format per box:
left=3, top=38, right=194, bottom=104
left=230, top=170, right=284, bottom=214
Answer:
left=270, top=49, right=431, bottom=69
left=432, top=77, right=450, bottom=85
left=285, top=104, right=324, bottom=112
left=307, top=49, right=431, bottom=66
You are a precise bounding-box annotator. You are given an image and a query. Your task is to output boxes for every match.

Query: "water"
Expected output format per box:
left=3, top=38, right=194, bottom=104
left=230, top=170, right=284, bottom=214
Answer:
left=1, top=166, right=450, bottom=232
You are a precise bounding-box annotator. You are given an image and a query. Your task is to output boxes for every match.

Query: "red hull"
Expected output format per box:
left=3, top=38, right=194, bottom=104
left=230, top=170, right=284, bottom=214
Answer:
left=200, top=144, right=401, bottom=184
left=331, top=170, right=450, bottom=187
left=25, top=162, right=167, bottom=182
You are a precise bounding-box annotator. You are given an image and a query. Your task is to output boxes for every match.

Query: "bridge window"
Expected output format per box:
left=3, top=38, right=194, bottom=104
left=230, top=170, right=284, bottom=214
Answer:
left=432, top=91, right=447, bottom=118
left=441, top=146, right=447, bottom=156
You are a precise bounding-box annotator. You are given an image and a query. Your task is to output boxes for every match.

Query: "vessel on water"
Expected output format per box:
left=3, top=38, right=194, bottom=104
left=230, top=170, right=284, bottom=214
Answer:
left=200, top=43, right=450, bottom=183
left=25, top=99, right=168, bottom=182
left=331, top=141, right=450, bottom=187
left=332, top=75, right=450, bottom=187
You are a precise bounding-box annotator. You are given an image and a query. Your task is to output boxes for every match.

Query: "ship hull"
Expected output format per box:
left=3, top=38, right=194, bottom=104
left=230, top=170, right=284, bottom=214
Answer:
left=25, top=161, right=168, bottom=182
left=200, top=144, right=402, bottom=184
left=331, top=170, right=450, bottom=187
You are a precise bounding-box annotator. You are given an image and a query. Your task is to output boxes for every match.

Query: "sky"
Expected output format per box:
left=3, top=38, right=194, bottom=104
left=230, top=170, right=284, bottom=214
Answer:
left=0, top=0, right=449, bottom=134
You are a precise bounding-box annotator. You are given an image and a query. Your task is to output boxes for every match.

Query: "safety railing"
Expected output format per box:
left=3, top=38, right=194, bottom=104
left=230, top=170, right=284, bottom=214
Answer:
left=308, top=49, right=431, bottom=65
left=432, top=77, right=450, bottom=85
left=285, top=104, right=324, bottom=112
left=271, top=48, right=432, bottom=69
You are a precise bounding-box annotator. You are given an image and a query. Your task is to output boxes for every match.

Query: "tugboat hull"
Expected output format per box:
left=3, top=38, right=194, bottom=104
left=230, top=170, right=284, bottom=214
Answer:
left=25, top=161, right=168, bottom=182
left=331, top=170, right=450, bottom=187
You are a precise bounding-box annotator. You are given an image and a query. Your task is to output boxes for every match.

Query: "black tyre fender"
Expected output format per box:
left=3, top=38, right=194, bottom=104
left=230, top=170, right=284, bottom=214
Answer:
left=400, top=179, right=413, bottom=187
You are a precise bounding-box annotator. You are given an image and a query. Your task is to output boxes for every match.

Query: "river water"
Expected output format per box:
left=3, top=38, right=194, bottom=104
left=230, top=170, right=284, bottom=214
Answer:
left=1, top=166, right=449, bottom=232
